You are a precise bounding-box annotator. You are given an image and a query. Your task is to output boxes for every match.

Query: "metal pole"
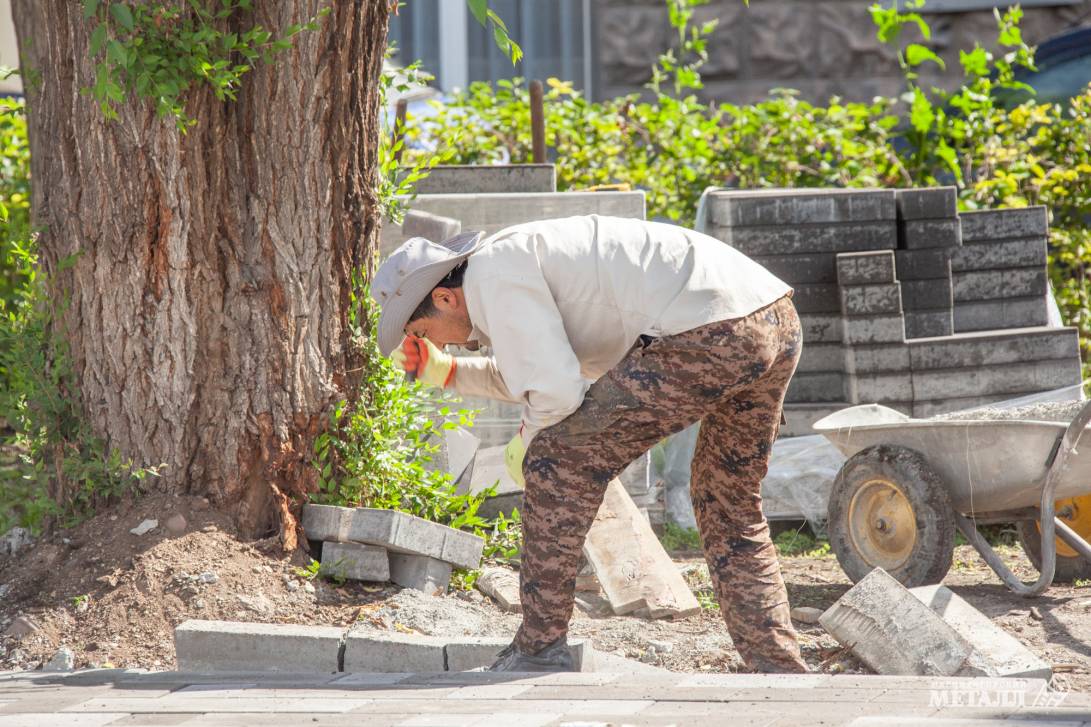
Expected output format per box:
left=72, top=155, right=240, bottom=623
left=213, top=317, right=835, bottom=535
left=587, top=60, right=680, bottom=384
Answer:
left=529, top=79, right=546, bottom=163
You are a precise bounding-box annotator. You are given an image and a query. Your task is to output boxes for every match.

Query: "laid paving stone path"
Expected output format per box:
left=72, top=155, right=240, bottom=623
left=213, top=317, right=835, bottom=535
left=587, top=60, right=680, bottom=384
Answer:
left=0, top=669, right=1088, bottom=726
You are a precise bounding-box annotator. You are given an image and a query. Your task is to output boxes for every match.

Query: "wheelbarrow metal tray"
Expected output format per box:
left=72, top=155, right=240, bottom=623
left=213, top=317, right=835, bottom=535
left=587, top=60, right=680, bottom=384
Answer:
left=814, top=404, right=1091, bottom=514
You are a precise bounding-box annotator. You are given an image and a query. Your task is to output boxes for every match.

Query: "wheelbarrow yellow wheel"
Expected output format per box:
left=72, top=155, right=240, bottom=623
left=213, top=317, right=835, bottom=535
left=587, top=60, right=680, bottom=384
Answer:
left=828, top=445, right=956, bottom=587
left=1016, top=494, right=1091, bottom=582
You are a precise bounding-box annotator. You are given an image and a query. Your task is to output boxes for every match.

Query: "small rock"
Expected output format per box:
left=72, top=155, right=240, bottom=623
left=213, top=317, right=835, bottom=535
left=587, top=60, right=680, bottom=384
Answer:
left=237, top=594, right=273, bottom=614
left=639, top=650, right=658, bottom=664
left=1029, top=606, right=1044, bottom=621
left=196, top=498, right=211, bottom=510
left=251, top=565, right=263, bottom=574
left=5, top=616, right=40, bottom=638
left=197, top=571, right=219, bottom=585
left=285, top=580, right=299, bottom=593
left=193, top=599, right=206, bottom=610
left=791, top=606, right=824, bottom=624
left=0, top=584, right=10, bottom=600
left=0, top=527, right=33, bottom=557
left=647, top=639, right=674, bottom=655
left=164, top=514, right=187, bottom=536
left=129, top=519, right=158, bottom=536
left=303, top=582, right=316, bottom=594
left=43, top=647, right=74, bottom=672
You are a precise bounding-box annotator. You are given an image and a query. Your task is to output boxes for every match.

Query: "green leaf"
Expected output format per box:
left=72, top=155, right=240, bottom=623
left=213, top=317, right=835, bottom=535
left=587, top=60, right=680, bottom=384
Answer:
left=467, top=0, right=488, bottom=27
left=959, top=46, right=989, bottom=77
left=109, top=3, right=134, bottom=31
left=909, top=86, right=934, bottom=133
left=89, top=23, right=108, bottom=56
left=83, top=0, right=100, bottom=19
left=905, top=43, right=945, bottom=70
left=106, top=40, right=127, bottom=66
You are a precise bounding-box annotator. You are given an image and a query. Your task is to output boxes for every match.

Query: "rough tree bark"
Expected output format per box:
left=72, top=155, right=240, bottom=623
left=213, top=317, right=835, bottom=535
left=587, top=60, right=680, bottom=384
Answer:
left=11, top=1, right=390, bottom=549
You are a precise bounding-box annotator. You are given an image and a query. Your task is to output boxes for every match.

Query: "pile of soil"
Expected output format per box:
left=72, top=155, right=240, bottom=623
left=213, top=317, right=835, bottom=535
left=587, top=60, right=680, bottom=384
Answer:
left=1, top=494, right=1089, bottom=690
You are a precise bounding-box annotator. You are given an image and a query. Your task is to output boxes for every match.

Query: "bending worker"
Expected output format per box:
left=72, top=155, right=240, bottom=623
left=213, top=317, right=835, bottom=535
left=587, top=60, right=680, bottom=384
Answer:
left=372, top=214, right=807, bottom=673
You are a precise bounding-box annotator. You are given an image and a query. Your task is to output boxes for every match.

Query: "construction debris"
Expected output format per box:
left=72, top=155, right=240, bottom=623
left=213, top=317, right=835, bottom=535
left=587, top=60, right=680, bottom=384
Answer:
left=475, top=567, right=521, bottom=613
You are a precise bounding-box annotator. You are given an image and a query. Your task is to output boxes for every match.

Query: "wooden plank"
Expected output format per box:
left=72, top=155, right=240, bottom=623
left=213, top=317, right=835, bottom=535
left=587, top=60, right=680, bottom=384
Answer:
left=583, top=480, right=701, bottom=619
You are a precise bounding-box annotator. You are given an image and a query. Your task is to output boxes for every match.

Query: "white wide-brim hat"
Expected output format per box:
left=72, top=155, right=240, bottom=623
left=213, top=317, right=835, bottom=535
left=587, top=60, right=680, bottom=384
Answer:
left=372, top=230, right=486, bottom=357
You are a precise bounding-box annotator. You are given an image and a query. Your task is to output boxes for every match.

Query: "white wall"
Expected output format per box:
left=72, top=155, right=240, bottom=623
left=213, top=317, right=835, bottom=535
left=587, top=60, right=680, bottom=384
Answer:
left=1, top=0, right=22, bottom=95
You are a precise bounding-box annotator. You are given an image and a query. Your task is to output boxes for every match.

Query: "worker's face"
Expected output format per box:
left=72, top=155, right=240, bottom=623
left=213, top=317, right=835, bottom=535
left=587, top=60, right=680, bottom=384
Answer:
left=404, top=287, right=473, bottom=349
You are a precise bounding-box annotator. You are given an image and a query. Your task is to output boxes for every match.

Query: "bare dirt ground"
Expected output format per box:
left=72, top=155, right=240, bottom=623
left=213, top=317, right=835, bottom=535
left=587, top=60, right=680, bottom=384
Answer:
left=1, top=495, right=1089, bottom=693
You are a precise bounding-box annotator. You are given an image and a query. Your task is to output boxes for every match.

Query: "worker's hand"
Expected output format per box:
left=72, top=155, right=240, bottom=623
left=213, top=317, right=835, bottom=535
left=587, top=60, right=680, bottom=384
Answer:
left=504, top=432, right=527, bottom=488
left=391, top=335, right=456, bottom=388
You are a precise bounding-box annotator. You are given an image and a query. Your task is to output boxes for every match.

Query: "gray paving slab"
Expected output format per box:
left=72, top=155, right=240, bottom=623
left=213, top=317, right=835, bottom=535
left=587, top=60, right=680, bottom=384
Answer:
left=322, top=541, right=390, bottom=582
left=960, top=206, right=1048, bottom=241
left=837, top=250, right=897, bottom=285
left=388, top=552, right=452, bottom=595
left=793, top=283, right=843, bottom=314
left=64, top=697, right=374, bottom=713
left=895, top=187, right=958, bottom=220
left=953, top=296, right=1050, bottom=332
left=797, top=343, right=847, bottom=373
left=901, top=218, right=962, bottom=249
left=905, top=310, right=954, bottom=339
left=711, top=221, right=898, bottom=256
left=901, top=278, right=954, bottom=311
left=801, top=313, right=846, bottom=343
left=953, top=268, right=1048, bottom=302
left=708, top=188, right=896, bottom=227
left=342, top=630, right=447, bottom=673
left=912, top=358, right=1083, bottom=400
left=895, top=248, right=951, bottom=280
left=952, top=237, right=1047, bottom=271
left=908, top=326, right=1079, bottom=369
left=753, top=252, right=838, bottom=283
left=0, top=716, right=131, bottom=727
left=786, top=372, right=846, bottom=403
left=174, top=621, right=343, bottom=673
left=406, top=164, right=556, bottom=195
left=105, top=715, right=195, bottom=725
left=400, top=209, right=461, bottom=244
left=843, top=315, right=906, bottom=344
left=840, top=283, right=902, bottom=316
left=850, top=372, right=914, bottom=403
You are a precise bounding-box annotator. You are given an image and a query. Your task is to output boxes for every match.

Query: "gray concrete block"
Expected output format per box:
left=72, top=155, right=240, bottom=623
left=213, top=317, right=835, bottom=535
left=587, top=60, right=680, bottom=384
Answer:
left=843, top=315, right=905, bottom=344
left=786, top=372, right=846, bottom=403
left=953, top=297, right=1049, bottom=332
left=401, top=210, right=462, bottom=243
left=707, top=188, right=896, bottom=226
left=953, top=237, right=1047, bottom=271
left=961, top=207, right=1048, bottom=242
left=175, top=620, right=343, bottom=673
left=752, top=253, right=837, bottom=284
left=302, top=505, right=484, bottom=570
left=952, top=268, right=1048, bottom=302
left=908, top=326, right=1080, bottom=370
left=901, top=278, right=953, bottom=312
left=797, top=343, right=847, bottom=373
left=910, top=584, right=1052, bottom=679
left=912, top=358, right=1084, bottom=400
left=388, top=553, right=452, bottom=595
left=380, top=191, right=646, bottom=257
left=801, top=314, right=844, bottom=343
left=904, top=310, right=954, bottom=339
left=850, top=372, right=914, bottom=403
left=342, top=630, right=447, bottom=673
left=840, top=283, right=902, bottom=316
left=711, top=221, right=897, bottom=256
left=900, top=218, right=962, bottom=249
left=836, top=250, right=896, bottom=285
left=476, top=567, right=522, bottom=613
left=895, top=187, right=957, bottom=220
left=844, top=344, right=910, bottom=374
left=818, top=568, right=987, bottom=677
left=322, top=541, right=390, bottom=583
left=895, top=248, right=950, bottom=280
left=405, top=164, right=556, bottom=195
left=792, top=284, right=842, bottom=314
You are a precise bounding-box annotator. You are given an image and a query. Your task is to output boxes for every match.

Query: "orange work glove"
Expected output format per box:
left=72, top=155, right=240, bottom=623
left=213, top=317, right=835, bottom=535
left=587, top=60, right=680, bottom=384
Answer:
left=390, top=335, right=456, bottom=388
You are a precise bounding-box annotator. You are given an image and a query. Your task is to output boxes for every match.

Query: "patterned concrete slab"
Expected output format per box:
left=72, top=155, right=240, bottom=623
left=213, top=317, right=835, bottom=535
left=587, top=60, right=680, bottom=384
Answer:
left=0, top=670, right=1085, bottom=727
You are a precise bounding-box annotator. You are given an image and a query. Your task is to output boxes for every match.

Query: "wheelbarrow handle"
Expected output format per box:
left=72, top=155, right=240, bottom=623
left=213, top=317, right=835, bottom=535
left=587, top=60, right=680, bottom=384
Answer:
left=957, top=398, right=1091, bottom=597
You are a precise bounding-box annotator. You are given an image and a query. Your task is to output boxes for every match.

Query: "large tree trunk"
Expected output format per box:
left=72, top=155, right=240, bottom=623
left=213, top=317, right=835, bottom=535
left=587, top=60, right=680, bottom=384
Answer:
left=11, top=1, right=390, bottom=548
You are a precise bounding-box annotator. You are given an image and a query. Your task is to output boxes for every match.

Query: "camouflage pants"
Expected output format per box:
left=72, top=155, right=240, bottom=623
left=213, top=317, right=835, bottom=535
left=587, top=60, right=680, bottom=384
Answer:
left=517, top=295, right=807, bottom=673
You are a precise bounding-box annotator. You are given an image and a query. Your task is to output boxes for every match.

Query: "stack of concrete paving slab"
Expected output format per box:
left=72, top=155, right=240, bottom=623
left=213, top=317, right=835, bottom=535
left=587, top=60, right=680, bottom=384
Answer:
left=302, top=505, right=485, bottom=595
left=702, top=187, right=1084, bottom=428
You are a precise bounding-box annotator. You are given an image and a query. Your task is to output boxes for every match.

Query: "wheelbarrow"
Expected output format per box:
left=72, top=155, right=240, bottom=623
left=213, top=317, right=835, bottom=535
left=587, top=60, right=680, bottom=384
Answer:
left=812, top=399, right=1091, bottom=595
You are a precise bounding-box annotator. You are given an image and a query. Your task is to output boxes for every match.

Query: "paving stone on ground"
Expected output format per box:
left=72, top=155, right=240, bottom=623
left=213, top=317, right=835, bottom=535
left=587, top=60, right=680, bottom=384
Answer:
left=342, top=629, right=448, bottom=673
left=174, top=621, right=343, bottom=673
left=388, top=553, right=452, bottom=595
left=321, top=541, right=390, bottom=583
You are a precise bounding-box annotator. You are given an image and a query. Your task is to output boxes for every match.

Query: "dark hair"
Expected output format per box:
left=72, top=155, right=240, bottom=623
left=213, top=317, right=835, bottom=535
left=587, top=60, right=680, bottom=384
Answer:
left=407, top=261, right=468, bottom=323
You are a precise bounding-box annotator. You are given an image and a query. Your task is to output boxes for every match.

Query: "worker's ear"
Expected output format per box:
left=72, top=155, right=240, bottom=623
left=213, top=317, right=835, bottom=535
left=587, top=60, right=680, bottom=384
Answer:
left=431, top=286, right=459, bottom=312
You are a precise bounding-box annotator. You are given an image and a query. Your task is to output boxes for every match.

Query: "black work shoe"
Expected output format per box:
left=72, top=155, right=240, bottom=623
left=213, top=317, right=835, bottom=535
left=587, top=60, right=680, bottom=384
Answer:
left=487, top=637, right=575, bottom=672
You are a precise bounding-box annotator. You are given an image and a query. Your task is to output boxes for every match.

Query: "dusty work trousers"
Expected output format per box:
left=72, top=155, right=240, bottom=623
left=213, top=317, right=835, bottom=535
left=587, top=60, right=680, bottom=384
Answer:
left=516, top=295, right=807, bottom=672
